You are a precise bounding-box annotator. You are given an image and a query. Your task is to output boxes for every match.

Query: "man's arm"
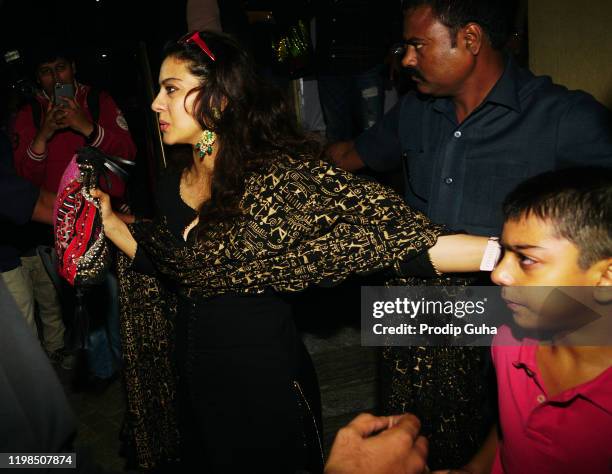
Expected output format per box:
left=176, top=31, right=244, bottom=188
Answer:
left=31, top=188, right=55, bottom=225
left=325, top=413, right=428, bottom=474
left=12, top=104, right=47, bottom=186
left=328, top=100, right=404, bottom=173
left=326, top=141, right=366, bottom=171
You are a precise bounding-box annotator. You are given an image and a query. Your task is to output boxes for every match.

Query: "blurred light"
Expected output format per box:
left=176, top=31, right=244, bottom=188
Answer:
left=101, top=54, right=108, bottom=58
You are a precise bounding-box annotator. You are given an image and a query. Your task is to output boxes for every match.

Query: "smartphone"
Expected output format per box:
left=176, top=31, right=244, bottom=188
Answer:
left=54, top=83, right=75, bottom=106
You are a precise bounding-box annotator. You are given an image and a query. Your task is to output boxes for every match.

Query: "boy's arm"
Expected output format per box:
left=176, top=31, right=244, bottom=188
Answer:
left=432, top=425, right=498, bottom=474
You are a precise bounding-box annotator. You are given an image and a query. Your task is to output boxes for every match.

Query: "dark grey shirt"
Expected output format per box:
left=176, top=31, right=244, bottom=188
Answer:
left=355, top=58, right=612, bottom=235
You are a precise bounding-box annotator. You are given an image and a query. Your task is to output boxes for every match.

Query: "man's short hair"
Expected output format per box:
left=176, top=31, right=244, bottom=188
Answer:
left=30, top=39, right=75, bottom=71
left=503, top=167, right=612, bottom=269
left=403, top=0, right=517, bottom=50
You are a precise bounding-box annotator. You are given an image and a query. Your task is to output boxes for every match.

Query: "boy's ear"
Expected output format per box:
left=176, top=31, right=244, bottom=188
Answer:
left=593, top=259, right=612, bottom=304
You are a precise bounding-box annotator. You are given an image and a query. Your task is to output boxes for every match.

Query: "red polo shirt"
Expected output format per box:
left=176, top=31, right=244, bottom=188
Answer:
left=491, top=325, right=612, bottom=474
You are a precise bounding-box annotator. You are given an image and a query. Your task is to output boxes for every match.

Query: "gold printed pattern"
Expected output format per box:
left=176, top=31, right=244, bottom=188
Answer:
left=118, top=155, right=444, bottom=468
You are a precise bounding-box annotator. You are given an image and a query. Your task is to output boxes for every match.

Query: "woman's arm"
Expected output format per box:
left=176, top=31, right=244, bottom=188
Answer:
left=91, top=188, right=137, bottom=259
left=428, top=234, right=490, bottom=274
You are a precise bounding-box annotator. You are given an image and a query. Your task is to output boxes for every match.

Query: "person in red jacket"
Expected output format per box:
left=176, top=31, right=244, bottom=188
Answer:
left=10, top=43, right=136, bottom=388
left=12, top=45, right=136, bottom=198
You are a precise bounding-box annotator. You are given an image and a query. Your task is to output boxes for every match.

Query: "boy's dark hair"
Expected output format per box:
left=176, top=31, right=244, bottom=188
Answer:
left=29, top=40, right=75, bottom=71
left=402, top=0, right=517, bottom=50
left=503, top=167, right=612, bottom=269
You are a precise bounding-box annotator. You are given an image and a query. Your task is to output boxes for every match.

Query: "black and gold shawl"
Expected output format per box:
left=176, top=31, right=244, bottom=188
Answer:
left=117, top=156, right=444, bottom=469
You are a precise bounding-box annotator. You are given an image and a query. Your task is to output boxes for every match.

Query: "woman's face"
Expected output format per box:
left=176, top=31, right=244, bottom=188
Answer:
left=152, top=56, right=203, bottom=146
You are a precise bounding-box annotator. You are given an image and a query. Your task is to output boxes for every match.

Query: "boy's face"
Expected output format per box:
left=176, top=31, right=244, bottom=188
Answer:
left=491, top=214, right=605, bottom=331
left=36, top=58, right=75, bottom=98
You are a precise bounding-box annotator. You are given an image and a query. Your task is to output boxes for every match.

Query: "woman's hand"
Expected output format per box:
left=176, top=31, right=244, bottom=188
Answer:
left=90, top=188, right=118, bottom=229
left=90, top=188, right=138, bottom=259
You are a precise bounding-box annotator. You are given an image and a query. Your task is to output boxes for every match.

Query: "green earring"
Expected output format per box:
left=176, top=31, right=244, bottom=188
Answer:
left=194, top=129, right=216, bottom=158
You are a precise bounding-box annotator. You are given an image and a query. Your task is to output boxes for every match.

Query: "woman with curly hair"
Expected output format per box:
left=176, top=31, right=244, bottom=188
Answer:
left=93, top=31, right=489, bottom=473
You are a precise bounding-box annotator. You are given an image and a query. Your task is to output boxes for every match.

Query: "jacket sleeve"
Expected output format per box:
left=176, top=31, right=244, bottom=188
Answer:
left=12, top=104, right=47, bottom=187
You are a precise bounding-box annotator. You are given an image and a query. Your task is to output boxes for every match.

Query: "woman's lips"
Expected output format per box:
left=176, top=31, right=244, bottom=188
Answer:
left=159, top=121, right=170, bottom=132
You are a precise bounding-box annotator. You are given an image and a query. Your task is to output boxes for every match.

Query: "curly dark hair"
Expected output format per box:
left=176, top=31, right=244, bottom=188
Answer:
left=161, top=31, right=322, bottom=237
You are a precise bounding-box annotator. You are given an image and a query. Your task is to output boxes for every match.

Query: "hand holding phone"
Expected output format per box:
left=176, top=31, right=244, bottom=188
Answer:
left=54, top=83, right=75, bottom=107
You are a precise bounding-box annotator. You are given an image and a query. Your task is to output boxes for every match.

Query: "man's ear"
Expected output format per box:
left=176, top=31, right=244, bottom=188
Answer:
left=592, top=258, right=612, bottom=304
left=461, top=23, right=483, bottom=55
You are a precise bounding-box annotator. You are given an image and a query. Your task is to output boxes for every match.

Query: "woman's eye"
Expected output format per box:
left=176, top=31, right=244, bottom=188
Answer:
left=165, top=86, right=177, bottom=94
left=415, top=43, right=424, bottom=50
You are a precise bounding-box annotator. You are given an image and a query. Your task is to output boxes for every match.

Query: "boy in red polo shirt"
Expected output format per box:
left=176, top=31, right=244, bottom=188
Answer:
left=445, top=167, right=612, bottom=474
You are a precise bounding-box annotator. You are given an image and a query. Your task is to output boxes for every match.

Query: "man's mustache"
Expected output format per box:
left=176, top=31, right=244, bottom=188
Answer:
left=403, top=67, right=425, bottom=82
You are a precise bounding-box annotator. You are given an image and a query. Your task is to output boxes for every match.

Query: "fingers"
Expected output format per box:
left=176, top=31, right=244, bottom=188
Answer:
left=345, top=413, right=390, bottom=437
left=59, top=96, right=78, bottom=109
left=403, top=436, right=428, bottom=474
left=90, top=188, right=108, bottom=202
left=412, top=435, right=428, bottom=461
left=384, top=413, right=422, bottom=442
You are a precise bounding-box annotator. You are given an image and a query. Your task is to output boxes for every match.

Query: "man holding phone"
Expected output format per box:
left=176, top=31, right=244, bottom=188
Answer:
left=10, top=41, right=136, bottom=389
left=12, top=43, right=136, bottom=196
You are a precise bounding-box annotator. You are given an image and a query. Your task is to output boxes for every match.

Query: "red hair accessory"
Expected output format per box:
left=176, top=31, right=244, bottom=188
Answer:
left=181, top=32, right=216, bottom=62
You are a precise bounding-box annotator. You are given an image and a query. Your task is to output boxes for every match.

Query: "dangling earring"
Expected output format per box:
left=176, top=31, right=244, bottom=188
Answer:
left=194, top=129, right=216, bottom=158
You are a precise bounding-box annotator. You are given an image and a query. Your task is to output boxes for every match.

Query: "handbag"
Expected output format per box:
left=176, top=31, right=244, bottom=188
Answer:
left=55, top=145, right=134, bottom=287
left=54, top=146, right=133, bottom=347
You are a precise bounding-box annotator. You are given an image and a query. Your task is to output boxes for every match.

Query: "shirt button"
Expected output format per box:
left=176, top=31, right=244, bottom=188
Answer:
left=453, top=130, right=462, bottom=138
left=444, top=177, right=453, bottom=185
left=536, top=394, right=546, bottom=404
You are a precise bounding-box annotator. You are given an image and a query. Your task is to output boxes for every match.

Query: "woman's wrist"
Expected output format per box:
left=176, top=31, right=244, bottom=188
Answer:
left=102, top=211, right=123, bottom=236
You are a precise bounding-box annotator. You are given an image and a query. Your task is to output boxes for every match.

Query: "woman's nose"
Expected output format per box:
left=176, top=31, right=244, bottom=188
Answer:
left=151, top=93, right=165, bottom=112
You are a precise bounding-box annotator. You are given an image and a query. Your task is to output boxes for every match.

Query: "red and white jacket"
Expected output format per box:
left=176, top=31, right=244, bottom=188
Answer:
left=12, top=82, right=136, bottom=198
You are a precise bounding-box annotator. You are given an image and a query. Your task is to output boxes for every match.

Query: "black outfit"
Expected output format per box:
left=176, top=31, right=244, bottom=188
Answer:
left=355, top=56, right=612, bottom=235
left=117, top=155, right=443, bottom=471
left=148, top=170, right=323, bottom=473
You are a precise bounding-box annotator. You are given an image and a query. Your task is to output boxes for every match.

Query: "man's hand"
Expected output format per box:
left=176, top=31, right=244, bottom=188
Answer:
left=55, top=96, right=94, bottom=136
left=33, top=103, right=65, bottom=145
left=325, top=141, right=365, bottom=172
left=325, top=413, right=429, bottom=474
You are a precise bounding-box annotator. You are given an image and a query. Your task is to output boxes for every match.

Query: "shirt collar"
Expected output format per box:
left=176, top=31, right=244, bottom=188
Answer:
left=512, top=345, right=612, bottom=415
left=485, top=56, right=522, bottom=113
left=432, top=55, right=522, bottom=117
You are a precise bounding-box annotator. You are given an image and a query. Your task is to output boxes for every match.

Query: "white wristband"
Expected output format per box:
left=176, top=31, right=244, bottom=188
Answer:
left=480, top=237, right=501, bottom=271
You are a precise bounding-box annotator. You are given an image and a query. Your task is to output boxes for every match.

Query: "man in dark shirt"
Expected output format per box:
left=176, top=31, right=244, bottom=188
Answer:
left=330, top=0, right=612, bottom=235
left=327, top=0, right=612, bottom=469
